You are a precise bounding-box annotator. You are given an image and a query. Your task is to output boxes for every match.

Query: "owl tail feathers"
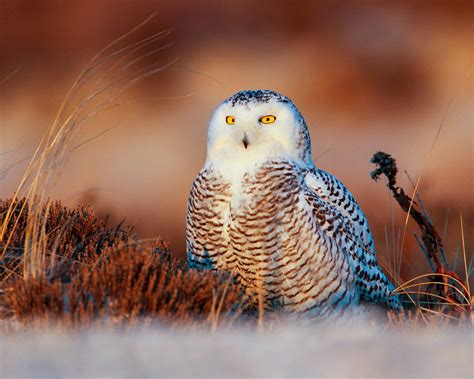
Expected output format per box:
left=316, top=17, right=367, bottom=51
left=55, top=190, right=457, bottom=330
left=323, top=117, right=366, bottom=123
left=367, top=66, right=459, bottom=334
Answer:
left=385, top=292, right=403, bottom=312
left=359, top=285, right=403, bottom=312
left=357, top=264, right=404, bottom=312
left=376, top=274, right=404, bottom=312
left=374, top=280, right=404, bottom=312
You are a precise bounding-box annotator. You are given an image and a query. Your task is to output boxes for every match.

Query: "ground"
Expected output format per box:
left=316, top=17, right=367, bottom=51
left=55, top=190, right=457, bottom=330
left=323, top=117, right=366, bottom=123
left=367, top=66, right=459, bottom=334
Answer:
left=2, top=323, right=472, bottom=378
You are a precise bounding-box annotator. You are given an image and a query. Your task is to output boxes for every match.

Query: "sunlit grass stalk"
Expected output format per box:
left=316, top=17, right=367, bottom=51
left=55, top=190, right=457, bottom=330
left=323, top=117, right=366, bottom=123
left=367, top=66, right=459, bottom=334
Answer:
left=0, top=13, right=174, bottom=280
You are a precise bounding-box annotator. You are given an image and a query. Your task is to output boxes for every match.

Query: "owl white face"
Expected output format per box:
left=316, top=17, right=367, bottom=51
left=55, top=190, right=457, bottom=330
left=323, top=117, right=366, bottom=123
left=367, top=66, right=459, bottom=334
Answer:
left=205, top=90, right=311, bottom=174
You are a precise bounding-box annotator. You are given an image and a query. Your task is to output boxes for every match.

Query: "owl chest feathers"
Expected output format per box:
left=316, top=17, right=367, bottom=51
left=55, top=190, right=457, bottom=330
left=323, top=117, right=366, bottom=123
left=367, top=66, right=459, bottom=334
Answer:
left=187, top=159, right=357, bottom=314
left=189, top=160, right=304, bottom=251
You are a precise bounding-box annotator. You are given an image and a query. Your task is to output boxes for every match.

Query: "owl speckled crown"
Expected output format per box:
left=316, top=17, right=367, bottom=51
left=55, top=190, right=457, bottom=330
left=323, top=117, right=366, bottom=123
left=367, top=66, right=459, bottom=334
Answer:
left=225, top=89, right=291, bottom=107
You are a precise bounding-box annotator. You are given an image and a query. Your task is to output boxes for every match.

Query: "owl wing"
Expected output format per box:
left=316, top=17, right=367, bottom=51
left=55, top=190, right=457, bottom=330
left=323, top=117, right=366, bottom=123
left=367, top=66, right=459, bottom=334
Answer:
left=303, top=168, right=402, bottom=311
left=305, top=167, right=375, bottom=255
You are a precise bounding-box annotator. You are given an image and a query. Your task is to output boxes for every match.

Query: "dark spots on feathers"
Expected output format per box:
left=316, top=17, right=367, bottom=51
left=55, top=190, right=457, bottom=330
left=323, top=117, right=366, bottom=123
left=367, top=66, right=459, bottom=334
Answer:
left=226, top=89, right=291, bottom=107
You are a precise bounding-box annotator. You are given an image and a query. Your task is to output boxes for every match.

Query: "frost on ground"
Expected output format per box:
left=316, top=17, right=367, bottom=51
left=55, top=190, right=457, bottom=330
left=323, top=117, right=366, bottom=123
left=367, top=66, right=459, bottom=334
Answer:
left=1, top=322, right=472, bottom=378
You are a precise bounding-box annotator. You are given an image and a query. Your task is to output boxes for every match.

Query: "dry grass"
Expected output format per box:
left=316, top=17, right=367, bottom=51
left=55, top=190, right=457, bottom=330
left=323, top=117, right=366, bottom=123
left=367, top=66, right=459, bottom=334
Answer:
left=0, top=198, right=131, bottom=283
left=371, top=152, right=472, bottom=322
left=0, top=13, right=175, bottom=281
left=0, top=198, right=245, bottom=331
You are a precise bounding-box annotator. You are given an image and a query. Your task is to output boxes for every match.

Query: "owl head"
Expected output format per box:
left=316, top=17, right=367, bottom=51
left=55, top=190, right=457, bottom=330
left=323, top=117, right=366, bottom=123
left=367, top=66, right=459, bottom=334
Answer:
left=205, top=90, right=312, bottom=171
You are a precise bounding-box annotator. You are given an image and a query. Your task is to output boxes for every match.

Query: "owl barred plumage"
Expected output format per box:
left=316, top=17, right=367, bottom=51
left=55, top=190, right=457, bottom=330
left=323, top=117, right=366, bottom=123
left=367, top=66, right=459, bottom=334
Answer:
left=186, top=89, right=402, bottom=316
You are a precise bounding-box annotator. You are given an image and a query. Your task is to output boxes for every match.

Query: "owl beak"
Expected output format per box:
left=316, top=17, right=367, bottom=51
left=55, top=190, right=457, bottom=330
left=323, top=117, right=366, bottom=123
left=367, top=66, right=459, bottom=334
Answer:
left=242, top=134, right=249, bottom=149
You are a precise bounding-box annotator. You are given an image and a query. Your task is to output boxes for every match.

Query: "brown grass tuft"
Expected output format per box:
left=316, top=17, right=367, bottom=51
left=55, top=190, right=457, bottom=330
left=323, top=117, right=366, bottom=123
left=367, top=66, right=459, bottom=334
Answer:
left=0, top=198, right=131, bottom=283
left=0, top=199, right=245, bottom=330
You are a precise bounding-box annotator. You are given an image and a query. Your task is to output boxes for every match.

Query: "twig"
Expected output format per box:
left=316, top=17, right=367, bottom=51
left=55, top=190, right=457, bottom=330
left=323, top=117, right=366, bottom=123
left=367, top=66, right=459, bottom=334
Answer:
left=371, top=151, right=471, bottom=316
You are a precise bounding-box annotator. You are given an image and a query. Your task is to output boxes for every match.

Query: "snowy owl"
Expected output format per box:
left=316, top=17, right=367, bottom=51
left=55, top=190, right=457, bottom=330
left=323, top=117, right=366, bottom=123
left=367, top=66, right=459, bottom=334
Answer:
left=186, top=90, right=402, bottom=316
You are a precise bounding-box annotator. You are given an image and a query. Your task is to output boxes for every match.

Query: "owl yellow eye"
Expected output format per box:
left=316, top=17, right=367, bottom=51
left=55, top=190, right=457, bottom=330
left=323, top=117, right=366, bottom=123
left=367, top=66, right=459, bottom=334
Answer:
left=259, top=115, right=276, bottom=124
left=226, top=115, right=236, bottom=125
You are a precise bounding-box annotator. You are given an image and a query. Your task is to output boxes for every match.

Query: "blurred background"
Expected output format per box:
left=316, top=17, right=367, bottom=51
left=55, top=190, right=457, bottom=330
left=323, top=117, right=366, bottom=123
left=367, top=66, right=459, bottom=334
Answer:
left=1, top=0, right=472, bottom=281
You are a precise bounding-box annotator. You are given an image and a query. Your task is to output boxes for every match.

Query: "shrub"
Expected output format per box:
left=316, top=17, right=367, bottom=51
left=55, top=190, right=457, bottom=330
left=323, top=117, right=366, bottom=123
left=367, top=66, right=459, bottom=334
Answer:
left=0, top=199, right=244, bottom=329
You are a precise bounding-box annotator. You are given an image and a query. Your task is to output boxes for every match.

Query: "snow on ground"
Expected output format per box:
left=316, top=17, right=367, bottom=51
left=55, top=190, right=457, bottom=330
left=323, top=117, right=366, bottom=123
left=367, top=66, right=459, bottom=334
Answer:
left=1, top=322, right=472, bottom=378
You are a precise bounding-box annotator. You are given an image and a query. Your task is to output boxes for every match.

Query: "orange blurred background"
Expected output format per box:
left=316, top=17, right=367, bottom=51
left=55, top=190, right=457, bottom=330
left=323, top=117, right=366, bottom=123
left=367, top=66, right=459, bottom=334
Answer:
left=1, top=1, right=472, bottom=280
